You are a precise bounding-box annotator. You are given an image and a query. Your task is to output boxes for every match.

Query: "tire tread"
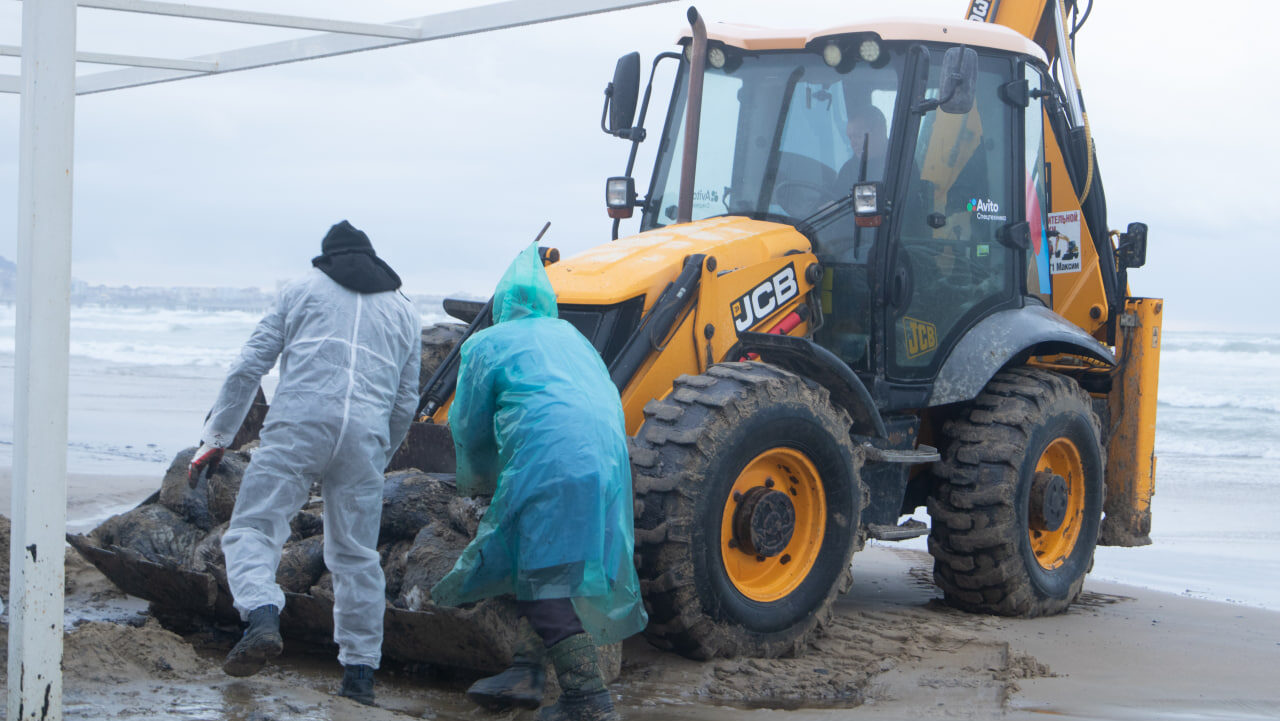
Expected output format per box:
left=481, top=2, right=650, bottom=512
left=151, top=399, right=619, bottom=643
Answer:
left=632, top=362, right=861, bottom=659
left=927, top=368, right=1102, bottom=617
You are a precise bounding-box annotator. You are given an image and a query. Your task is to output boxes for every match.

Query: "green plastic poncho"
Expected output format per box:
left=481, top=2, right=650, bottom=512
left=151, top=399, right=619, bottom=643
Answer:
left=430, top=243, right=647, bottom=645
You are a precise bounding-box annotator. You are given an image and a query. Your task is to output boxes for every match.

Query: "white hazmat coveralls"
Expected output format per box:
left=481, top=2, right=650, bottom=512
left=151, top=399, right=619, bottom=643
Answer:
left=202, top=268, right=421, bottom=668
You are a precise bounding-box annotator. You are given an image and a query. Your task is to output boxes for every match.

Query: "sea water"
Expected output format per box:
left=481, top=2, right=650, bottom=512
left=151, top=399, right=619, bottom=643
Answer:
left=1089, top=331, right=1280, bottom=609
left=0, top=306, right=1275, bottom=609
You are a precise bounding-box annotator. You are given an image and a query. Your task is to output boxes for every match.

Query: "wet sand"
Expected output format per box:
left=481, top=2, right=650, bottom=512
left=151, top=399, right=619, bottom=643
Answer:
left=2, top=472, right=1279, bottom=720
left=0, top=468, right=160, bottom=535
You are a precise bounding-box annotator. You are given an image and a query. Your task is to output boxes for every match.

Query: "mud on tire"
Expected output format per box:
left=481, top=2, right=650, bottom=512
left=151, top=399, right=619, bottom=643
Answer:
left=630, top=362, right=864, bottom=660
left=928, top=367, right=1104, bottom=617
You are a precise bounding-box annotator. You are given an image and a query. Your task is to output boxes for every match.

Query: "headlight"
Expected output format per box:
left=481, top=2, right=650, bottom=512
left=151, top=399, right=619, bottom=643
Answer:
left=853, top=183, right=879, bottom=214
left=708, top=46, right=726, bottom=69
left=853, top=182, right=883, bottom=227
left=606, top=176, right=636, bottom=219
left=858, top=38, right=881, bottom=63
left=822, top=42, right=843, bottom=68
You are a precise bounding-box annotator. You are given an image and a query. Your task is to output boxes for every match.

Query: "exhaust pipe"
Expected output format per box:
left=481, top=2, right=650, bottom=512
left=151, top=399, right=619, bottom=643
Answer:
left=676, top=6, right=707, bottom=225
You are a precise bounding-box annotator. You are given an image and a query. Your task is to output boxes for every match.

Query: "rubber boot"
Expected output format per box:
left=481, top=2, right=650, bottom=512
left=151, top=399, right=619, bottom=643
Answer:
left=467, top=620, right=546, bottom=710
left=339, top=664, right=376, bottom=706
left=223, top=605, right=284, bottom=677
left=537, top=634, right=618, bottom=721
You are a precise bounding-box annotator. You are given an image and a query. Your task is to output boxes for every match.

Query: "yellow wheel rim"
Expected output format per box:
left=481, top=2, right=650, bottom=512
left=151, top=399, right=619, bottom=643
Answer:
left=719, top=447, right=826, bottom=602
left=1029, top=438, right=1086, bottom=570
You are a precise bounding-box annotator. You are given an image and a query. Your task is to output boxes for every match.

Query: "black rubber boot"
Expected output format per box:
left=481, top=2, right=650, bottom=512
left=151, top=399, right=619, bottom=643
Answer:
left=537, top=634, right=618, bottom=721
left=467, top=621, right=546, bottom=710
left=339, top=664, right=376, bottom=706
left=223, top=604, right=283, bottom=677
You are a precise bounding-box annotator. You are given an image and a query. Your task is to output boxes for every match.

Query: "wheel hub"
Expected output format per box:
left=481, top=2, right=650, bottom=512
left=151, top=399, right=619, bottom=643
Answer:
left=732, top=486, right=796, bottom=558
left=1030, top=471, right=1069, bottom=532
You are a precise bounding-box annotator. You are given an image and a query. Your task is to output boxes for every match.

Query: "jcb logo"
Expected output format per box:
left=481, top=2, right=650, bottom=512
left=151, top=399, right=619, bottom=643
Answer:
left=732, top=264, right=799, bottom=332
left=903, top=317, right=938, bottom=359
left=967, top=0, right=999, bottom=21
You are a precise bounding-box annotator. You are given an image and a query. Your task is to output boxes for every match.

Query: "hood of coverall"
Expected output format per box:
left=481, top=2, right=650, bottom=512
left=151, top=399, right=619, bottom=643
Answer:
left=491, top=243, right=558, bottom=324
left=311, top=220, right=403, bottom=293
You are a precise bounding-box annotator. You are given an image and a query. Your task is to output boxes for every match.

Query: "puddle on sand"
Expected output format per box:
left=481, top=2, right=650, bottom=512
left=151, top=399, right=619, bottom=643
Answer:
left=61, top=649, right=482, bottom=721
left=1074, top=590, right=1135, bottom=608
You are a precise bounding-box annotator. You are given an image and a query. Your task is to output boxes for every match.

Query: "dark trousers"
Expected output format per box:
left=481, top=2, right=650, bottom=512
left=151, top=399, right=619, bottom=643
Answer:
left=516, top=598, right=585, bottom=647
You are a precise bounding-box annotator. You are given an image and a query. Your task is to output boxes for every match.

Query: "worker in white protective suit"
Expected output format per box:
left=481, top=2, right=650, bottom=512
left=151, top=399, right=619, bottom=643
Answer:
left=188, top=220, right=421, bottom=705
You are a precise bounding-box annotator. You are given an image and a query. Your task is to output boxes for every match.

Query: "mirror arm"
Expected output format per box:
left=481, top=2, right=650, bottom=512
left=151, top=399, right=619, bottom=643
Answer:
left=600, top=82, right=616, bottom=136
left=912, top=74, right=962, bottom=114
left=911, top=97, right=939, bottom=114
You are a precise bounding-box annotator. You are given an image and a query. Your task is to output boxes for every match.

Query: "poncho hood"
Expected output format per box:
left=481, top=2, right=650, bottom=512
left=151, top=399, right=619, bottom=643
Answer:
left=492, top=243, right=558, bottom=324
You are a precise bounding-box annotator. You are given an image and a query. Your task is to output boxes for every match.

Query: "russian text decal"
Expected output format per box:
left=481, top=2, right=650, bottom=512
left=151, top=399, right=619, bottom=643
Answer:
left=1048, top=210, right=1083, bottom=274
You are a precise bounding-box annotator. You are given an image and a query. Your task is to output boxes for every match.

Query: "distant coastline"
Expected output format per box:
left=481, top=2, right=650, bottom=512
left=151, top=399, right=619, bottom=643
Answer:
left=0, top=254, right=462, bottom=317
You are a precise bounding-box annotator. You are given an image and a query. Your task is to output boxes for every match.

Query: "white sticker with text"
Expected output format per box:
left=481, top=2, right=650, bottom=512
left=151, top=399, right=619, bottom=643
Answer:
left=1048, top=210, right=1083, bottom=274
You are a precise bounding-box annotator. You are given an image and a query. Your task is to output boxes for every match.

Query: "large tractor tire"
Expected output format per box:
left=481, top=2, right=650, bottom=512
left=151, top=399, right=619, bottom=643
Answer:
left=928, top=367, right=1104, bottom=616
left=630, top=362, right=864, bottom=659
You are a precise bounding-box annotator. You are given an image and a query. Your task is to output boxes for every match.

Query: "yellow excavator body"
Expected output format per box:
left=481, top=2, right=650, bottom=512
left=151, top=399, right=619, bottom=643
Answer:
left=76, top=1, right=1164, bottom=670
left=430, top=1, right=1166, bottom=657
left=431, top=0, right=1165, bottom=658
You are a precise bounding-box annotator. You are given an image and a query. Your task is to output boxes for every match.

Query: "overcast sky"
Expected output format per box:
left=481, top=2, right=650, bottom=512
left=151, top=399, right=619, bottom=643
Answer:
left=0, top=1, right=1275, bottom=332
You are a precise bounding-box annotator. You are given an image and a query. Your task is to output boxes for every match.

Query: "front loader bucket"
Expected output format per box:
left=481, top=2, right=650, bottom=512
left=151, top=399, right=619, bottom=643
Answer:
left=67, top=535, right=221, bottom=614
left=70, top=530, right=521, bottom=674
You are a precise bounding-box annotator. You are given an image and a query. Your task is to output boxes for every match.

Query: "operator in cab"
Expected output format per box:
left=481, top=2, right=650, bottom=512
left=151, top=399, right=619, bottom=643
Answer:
left=836, top=104, right=889, bottom=192
left=431, top=243, right=646, bottom=721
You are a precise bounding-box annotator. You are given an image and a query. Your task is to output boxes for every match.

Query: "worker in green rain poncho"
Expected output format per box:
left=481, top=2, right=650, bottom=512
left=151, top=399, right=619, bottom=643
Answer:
left=431, top=243, right=646, bottom=721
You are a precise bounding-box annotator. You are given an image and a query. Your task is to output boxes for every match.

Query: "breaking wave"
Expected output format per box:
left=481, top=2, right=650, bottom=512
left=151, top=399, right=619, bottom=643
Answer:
left=1157, top=389, right=1280, bottom=415
left=0, top=305, right=451, bottom=369
left=1161, top=332, right=1280, bottom=356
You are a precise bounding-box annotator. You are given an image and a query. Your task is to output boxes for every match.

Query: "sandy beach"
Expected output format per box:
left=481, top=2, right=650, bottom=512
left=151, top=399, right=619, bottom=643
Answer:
left=1, top=469, right=1278, bottom=720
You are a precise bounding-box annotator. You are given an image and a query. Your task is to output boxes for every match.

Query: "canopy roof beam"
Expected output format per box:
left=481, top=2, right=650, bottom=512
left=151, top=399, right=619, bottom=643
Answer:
left=0, top=0, right=670, bottom=96
left=79, top=0, right=427, bottom=40
left=0, top=43, right=220, bottom=72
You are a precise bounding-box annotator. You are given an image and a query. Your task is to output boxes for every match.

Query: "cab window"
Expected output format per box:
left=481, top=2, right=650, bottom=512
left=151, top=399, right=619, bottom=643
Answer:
left=889, top=52, right=1017, bottom=380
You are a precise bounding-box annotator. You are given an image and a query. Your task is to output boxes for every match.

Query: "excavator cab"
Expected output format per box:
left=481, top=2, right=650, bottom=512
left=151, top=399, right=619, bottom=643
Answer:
left=617, top=28, right=1057, bottom=409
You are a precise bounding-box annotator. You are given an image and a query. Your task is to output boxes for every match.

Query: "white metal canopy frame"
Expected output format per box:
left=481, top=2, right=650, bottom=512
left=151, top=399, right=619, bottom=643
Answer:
left=6, top=1, right=670, bottom=718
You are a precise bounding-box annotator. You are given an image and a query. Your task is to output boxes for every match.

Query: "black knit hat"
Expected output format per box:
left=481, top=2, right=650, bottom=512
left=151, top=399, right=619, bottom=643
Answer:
left=312, top=220, right=402, bottom=293
left=321, top=220, right=374, bottom=255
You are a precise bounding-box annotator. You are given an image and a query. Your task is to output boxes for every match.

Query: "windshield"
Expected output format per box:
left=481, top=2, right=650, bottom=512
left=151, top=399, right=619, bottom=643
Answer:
left=642, top=42, right=906, bottom=231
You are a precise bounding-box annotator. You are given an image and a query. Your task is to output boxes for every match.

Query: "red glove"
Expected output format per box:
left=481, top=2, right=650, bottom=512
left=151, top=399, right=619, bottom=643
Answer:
left=188, top=443, right=225, bottom=487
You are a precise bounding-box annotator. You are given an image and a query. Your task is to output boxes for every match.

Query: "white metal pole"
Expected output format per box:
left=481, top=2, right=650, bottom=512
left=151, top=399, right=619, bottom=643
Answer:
left=9, top=0, right=76, bottom=717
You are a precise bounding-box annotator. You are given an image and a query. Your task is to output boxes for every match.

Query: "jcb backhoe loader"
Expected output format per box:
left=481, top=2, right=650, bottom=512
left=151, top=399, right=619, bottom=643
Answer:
left=419, top=0, right=1161, bottom=660
left=75, top=0, right=1161, bottom=667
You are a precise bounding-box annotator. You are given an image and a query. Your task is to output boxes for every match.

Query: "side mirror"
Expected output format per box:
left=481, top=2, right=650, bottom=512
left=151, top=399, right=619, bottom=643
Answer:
left=1117, top=222, right=1148, bottom=269
left=938, top=47, right=977, bottom=114
left=911, top=45, right=978, bottom=115
left=604, top=52, right=641, bottom=136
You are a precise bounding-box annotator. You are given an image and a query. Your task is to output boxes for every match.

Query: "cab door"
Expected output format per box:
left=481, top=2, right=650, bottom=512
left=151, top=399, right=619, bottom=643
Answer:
left=884, top=50, right=1020, bottom=384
